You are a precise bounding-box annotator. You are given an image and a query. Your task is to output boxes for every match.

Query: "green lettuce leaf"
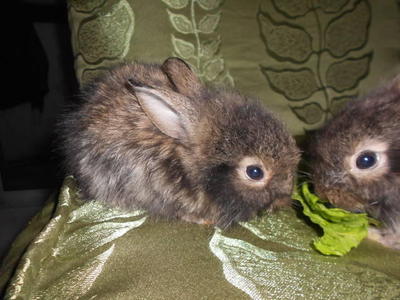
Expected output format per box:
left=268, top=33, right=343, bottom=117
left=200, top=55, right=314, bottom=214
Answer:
left=292, top=182, right=370, bottom=256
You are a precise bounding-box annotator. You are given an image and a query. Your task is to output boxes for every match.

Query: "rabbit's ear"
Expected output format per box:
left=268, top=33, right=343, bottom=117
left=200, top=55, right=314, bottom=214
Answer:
left=161, top=57, right=202, bottom=96
left=132, top=84, right=195, bottom=140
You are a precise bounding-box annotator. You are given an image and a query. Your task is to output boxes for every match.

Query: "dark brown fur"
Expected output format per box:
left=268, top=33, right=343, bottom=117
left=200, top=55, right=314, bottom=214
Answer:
left=309, top=76, right=400, bottom=248
left=58, top=57, right=300, bottom=228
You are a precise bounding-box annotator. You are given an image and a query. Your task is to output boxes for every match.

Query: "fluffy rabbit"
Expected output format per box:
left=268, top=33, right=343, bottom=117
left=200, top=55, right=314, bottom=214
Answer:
left=59, top=57, right=300, bottom=228
left=309, top=76, right=400, bottom=249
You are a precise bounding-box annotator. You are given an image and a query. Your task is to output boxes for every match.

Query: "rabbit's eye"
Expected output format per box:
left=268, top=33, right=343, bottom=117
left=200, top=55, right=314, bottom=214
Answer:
left=246, top=165, right=264, bottom=180
left=356, top=151, right=377, bottom=169
left=348, top=140, right=388, bottom=178
left=237, top=156, right=270, bottom=187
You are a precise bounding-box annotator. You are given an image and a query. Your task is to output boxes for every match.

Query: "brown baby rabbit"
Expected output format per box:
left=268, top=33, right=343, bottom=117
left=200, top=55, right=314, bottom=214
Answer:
left=59, top=57, right=300, bottom=228
left=309, top=76, right=400, bottom=249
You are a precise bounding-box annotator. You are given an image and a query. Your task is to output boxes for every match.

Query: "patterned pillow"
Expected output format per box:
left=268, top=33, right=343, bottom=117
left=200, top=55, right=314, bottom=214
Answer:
left=67, top=0, right=400, bottom=135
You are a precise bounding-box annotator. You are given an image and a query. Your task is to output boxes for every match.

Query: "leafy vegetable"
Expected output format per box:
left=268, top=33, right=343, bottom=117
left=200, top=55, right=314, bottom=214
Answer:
left=292, top=182, right=371, bottom=256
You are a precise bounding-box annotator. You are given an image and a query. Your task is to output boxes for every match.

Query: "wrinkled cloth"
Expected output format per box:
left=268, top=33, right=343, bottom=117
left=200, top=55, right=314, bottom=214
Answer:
left=1, top=177, right=400, bottom=299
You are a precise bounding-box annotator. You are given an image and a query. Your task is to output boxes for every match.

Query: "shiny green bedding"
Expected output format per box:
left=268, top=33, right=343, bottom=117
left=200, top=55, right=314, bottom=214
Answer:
left=1, top=177, right=399, bottom=299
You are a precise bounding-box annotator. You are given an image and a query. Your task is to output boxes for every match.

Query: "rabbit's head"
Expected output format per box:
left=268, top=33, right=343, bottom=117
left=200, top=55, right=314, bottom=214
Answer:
left=309, top=76, right=400, bottom=229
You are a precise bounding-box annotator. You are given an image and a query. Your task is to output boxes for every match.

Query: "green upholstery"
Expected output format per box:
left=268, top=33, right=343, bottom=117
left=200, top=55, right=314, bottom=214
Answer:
left=1, top=177, right=399, bottom=299
left=67, top=0, right=400, bottom=135
left=1, top=1, right=400, bottom=298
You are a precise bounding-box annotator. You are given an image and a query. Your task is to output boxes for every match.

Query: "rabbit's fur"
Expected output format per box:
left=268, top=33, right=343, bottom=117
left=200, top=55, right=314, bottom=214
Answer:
left=309, top=76, right=400, bottom=248
left=59, top=57, right=300, bottom=228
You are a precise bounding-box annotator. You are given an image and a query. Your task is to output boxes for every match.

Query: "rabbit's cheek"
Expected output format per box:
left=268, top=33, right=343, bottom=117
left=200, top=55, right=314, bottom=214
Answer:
left=269, top=195, right=292, bottom=211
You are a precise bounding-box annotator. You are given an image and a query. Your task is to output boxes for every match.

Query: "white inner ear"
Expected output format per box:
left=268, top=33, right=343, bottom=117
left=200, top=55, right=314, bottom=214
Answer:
left=346, top=139, right=389, bottom=179
left=135, top=87, right=184, bottom=139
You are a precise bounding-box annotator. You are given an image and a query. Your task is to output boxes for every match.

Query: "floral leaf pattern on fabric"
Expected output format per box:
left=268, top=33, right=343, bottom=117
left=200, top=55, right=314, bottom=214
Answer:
left=210, top=229, right=400, bottom=300
left=291, top=102, right=325, bottom=125
left=198, top=13, right=221, bottom=34
left=272, top=0, right=312, bottom=18
left=68, top=0, right=135, bottom=85
left=77, top=1, right=134, bottom=64
left=167, top=11, right=194, bottom=34
left=32, top=245, right=115, bottom=298
left=258, top=0, right=372, bottom=129
left=325, top=0, right=371, bottom=57
left=318, top=0, right=350, bottom=13
left=162, top=0, right=234, bottom=86
left=161, top=0, right=189, bottom=10
left=172, top=35, right=196, bottom=59
left=197, top=0, right=221, bottom=10
left=69, top=0, right=107, bottom=13
left=258, top=12, right=313, bottom=63
left=261, top=67, right=320, bottom=101
left=329, top=93, right=357, bottom=115
left=80, top=66, right=113, bottom=87
left=3, top=178, right=400, bottom=298
left=240, top=209, right=316, bottom=252
left=326, top=53, right=372, bottom=92
left=4, top=177, right=148, bottom=299
left=57, top=205, right=147, bottom=257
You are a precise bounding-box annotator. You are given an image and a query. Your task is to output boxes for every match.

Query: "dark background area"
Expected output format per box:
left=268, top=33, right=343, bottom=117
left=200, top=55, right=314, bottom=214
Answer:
left=0, top=0, right=77, bottom=261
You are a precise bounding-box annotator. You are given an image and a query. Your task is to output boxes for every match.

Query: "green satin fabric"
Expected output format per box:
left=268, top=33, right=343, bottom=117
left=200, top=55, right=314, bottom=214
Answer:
left=1, top=177, right=400, bottom=299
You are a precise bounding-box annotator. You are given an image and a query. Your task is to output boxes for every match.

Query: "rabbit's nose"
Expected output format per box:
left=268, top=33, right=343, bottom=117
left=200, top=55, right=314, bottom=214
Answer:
left=318, top=187, right=366, bottom=212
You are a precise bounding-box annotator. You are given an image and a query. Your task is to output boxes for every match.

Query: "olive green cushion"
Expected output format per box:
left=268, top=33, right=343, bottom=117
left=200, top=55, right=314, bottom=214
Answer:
left=2, top=2, right=400, bottom=298
left=67, top=0, right=400, bottom=135
left=1, top=177, right=400, bottom=299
